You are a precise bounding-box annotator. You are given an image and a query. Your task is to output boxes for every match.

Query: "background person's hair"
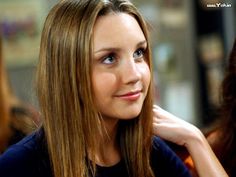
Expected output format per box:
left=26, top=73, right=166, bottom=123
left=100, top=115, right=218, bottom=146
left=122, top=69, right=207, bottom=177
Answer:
left=217, top=38, right=236, bottom=175
left=0, top=32, right=11, bottom=152
left=36, top=0, right=154, bottom=177
left=0, top=33, right=37, bottom=154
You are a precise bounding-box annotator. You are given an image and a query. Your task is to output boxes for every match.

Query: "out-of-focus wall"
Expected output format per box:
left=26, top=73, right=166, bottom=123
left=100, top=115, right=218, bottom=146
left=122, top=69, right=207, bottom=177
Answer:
left=1, top=0, right=58, bottom=108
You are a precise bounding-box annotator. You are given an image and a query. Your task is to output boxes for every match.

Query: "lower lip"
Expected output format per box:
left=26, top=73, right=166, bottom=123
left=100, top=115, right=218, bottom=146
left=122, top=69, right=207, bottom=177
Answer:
left=117, top=92, right=141, bottom=101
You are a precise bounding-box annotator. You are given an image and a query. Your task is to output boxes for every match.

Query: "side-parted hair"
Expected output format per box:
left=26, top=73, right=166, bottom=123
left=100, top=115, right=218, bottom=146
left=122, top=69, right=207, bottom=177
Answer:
left=36, top=0, right=154, bottom=177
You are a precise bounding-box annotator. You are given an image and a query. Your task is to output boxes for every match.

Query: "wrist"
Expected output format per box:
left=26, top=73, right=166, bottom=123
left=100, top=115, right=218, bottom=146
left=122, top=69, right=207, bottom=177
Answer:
left=184, top=127, right=206, bottom=150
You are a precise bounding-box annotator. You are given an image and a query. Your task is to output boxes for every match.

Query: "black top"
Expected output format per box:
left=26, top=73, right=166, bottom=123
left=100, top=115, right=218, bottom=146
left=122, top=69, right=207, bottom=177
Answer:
left=0, top=130, right=191, bottom=177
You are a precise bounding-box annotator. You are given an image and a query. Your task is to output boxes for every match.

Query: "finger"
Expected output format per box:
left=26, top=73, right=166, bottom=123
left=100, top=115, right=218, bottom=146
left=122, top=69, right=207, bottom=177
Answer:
left=153, top=106, right=183, bottom=123
left=153, top=104, right=161, bottom=110
left=153, top=116, right=162, bottom=124
left=153, top=105, right=172, bottom=117
left=153, top=122, right=176, bottom=137
left=153, top=109, right=172, bottom=122
left=153, top=105, right=166, bottom=118
left=153, top=122, right=165, bottom=135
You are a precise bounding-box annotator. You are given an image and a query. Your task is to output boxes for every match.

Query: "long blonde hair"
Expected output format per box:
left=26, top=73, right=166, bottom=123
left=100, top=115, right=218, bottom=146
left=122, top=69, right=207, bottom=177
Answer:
left=36, top=0, right=154, bottom=177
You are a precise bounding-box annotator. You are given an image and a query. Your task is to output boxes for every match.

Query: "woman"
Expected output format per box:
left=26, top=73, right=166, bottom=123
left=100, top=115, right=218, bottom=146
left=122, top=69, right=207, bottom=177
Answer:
left=0, top=1, right=228, bottom=177
left=0, top=33, right=37, bottom=154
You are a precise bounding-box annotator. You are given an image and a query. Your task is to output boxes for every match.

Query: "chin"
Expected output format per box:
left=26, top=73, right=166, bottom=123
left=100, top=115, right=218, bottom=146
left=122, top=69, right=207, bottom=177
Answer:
left=119, top=109, right=142, bottom=120
left=101, top=103, right=144, bottom=120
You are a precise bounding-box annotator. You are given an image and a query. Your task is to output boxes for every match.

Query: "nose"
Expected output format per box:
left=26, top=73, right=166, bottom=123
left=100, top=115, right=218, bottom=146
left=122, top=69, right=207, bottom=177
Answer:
left=121, top=59, right=141, bottom=84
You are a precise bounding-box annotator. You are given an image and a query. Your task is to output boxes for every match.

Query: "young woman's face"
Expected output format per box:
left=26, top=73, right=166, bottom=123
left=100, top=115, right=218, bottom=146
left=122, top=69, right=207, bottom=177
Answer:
left=92, top=13, right=150, bottom=120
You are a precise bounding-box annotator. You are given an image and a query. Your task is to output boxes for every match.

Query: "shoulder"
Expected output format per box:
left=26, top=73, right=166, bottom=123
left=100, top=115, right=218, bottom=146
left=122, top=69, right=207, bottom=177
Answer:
left=0, top=129, right=51, bottom=177
left=206, top=129, right=221, bottom=145
left=206, top=128, right=223, bottom=158
left=151, top=136, right=191, bottom=177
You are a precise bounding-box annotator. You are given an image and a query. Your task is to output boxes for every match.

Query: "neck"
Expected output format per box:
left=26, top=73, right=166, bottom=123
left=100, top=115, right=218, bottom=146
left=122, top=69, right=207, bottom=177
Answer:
left=95, top=117, right=121, bottom=166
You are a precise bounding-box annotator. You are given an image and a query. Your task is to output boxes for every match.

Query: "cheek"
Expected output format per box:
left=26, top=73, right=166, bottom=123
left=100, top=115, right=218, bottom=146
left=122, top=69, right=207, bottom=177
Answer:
left=141, top=64, right=151, bottom=87
left=92, top=71, right=118, bottom=97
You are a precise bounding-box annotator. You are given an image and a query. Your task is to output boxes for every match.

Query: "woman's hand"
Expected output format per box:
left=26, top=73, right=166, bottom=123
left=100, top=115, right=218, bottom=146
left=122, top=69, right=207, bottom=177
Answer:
left=152, top=105, right=228, bottom=177
left=153, top=105, right=202, bottom=148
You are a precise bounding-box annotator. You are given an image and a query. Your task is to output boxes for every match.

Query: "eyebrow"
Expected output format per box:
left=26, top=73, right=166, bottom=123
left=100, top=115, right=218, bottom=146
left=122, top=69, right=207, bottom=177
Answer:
left=94, top=40, right=147, bottom=54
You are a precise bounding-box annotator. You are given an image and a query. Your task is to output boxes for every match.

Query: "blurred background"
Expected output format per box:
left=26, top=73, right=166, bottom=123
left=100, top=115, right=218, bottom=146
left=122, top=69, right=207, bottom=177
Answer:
left=0, top=0, right=235, bottom=128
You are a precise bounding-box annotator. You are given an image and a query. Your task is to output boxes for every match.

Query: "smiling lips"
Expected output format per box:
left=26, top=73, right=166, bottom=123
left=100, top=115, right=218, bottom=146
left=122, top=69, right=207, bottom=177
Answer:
left=116, top=90, right=142, bottom=101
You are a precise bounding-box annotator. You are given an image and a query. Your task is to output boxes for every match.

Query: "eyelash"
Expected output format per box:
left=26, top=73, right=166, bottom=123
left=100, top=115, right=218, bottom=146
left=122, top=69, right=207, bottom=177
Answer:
left=101, top=53, right=117, bottom=65
left=133, top=47, right=146, bottom=61
left=101, top=47, right=147, bottom=65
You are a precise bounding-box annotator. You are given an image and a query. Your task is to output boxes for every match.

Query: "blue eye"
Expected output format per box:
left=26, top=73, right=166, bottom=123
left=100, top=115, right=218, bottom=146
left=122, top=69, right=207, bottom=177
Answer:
left=133, top=48, right=146, bottom=60
left=102, top=54, right=116, bottom=64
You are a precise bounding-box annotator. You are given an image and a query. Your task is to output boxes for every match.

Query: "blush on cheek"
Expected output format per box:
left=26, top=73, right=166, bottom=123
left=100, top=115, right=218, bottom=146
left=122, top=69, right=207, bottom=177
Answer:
left=98, top=73, right=117, bottom=88
left=92, top=72, right=118, bottom=97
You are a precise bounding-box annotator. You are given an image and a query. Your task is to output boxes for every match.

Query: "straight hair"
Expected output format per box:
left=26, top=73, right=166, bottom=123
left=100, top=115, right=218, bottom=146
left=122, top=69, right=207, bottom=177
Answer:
left=36, top=0, right=154, bottom=176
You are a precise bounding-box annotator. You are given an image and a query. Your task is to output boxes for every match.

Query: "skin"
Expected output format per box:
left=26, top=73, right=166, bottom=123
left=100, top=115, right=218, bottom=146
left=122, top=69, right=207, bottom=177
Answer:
left=92, top=13, right=150, bottom=166
left=153, top=105, right=229, bottom=177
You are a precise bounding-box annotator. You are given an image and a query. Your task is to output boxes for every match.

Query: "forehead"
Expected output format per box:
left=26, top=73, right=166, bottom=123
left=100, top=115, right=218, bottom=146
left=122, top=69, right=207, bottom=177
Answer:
left=93, top=13, right=146, bottom=49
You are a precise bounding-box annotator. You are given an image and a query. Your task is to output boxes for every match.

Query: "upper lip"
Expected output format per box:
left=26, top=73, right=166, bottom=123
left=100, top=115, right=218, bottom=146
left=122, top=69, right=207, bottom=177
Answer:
left=116, top=89, right=142, bottom=97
